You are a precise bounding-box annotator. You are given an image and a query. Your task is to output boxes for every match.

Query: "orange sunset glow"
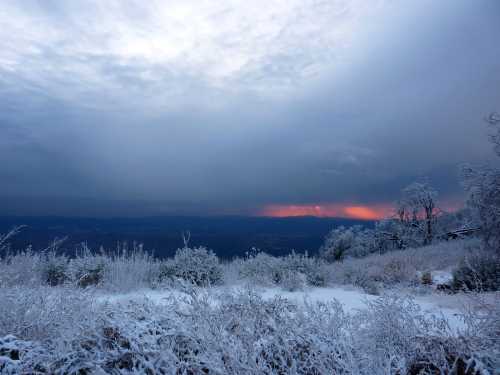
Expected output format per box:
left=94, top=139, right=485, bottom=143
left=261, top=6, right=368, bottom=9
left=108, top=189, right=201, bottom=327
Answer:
left=260, top=203, right=394, bottom=220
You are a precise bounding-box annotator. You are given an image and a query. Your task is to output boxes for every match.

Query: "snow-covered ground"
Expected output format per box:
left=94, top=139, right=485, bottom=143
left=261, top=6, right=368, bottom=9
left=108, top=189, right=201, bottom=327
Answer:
left=99, top=286, right=375, bottom=311
left=2, top=282, right=496, bottom=374
left=97, top=284, right=496, bottom=332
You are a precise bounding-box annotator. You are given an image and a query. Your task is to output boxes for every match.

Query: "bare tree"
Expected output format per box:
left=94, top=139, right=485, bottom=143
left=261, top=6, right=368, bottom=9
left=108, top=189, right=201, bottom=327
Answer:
left=397, top=181, right=438, bottom=246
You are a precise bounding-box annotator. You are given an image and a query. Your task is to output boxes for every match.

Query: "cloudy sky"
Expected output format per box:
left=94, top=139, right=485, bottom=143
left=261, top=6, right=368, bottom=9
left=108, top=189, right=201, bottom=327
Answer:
left=1, top=0, right=499, bottom=218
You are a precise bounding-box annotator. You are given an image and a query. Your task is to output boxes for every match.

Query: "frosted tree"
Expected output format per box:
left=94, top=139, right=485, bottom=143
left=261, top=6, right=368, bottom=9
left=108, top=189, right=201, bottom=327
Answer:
left=487, top=111, right=500, bottom=157
left=397, top=181, right=438, bottom=246
left=462, top=112, right=500, bottom=251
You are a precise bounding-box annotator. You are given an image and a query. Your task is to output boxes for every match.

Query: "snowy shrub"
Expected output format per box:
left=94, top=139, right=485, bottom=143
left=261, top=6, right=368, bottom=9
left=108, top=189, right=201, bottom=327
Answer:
left=0, top=286, right=96, bottom=342
left=335, top=261, right=373, bottom=288
left=304, top=263, right=329, bottom=287
left=332, top=252, right=418, bottom=289
left=68, top=247, right=106, bottom=288
left=352, top=294, right=474, bottom=374
left=220, top=259, right=241, bottom=285
left=236, top=250, right=328, bottom=288
left=167, top=288, right=356, bottom=374
left=159, top=246, right=223, bottom=286
left=0, top=248, right=42, bottom=287
left=334, top=261, right=382, bottom=294
left=0, top=288, right=496, bottom=374
left=0, top=239, right=71, bottom=288
left=320, top=225, right=376, bottom=262
left=39, top=252, right=70, bottom=286
left=282, top=251, right=329, bottom=287
left=452, top=250, right=500, bottom=292
left=101, top=245, right=160, bottom=292
left=381, top=257, right=416, bottom=285
left=355, top=293, right=498, bottom=373
left=329, top=239, right=475, bottom=290
left=237, top=251, right=283, bottom=285
left=279, top=269, right=306, bottom=291
left=0, top=235, right=162, bottom=291
left=157, top=258, right=177, bottom=281
left=460, top=293, right=500, bottom=370
left=405, top=239, right=479, bottom=271
left=320, top=226, right=354, bottom=261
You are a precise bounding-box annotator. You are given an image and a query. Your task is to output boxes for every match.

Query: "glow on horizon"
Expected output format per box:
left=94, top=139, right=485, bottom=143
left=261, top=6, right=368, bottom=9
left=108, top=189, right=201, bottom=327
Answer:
left=259, top=203, right=394, bottom=220
left=259, top=196, right=464, bottom=220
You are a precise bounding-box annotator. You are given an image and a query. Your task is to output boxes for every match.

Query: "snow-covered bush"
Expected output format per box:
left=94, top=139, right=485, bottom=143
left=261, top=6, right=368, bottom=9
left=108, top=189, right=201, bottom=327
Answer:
left=279, top=269, right=307, bottom=291
left=320, top=225, right=376, bottom=261
left=382, top=257, right=416, bottom=285
left=68, top=246, right=106, bottom=288
left=156, top=288, right=356, bottom=373
left=332, top=252, right=418, bottom=289
left=237, top=251, right=283, bottom=285
left=352, top=294, right=474, bottom=374
left=1, top=240, right=161, bottom=291
left=39, top=251, right=70, bottom=286
left=403, top=238, right=479, bottom=271
left=329, top=239, right=475, bottom=290
left=101, top=245, right=160, bottom=291
left=0, top=288, right=496, bottom=374
left=159, top=246, right=223, bottom=286
left=236, top=250, right=328, bottom=288
left=460, top=293, right=500, bottom=370
left=452, top=250, right=500, bottom=292
left=0, top=286, right=96, bottom=342
left=0, top=248, right=42, bottom=287
left=285, top=251, right=329, bottom=287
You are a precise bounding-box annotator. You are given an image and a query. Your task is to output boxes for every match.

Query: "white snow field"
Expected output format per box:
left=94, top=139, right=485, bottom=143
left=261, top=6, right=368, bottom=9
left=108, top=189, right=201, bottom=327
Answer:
left=2, top=280, right=498, bottom=373
left=99, top=285, right=496, bottom=332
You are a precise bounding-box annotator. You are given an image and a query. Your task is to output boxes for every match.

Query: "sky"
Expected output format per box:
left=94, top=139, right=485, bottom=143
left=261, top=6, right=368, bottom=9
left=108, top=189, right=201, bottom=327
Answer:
left=1, top=0, right=499, bottom=219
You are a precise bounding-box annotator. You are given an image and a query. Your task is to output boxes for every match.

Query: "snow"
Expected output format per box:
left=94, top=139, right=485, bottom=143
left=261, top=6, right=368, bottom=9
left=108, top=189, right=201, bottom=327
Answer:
left=257, top=286, right=376, bottom=311
left=98, top=286, right=375, bottom=311
left=253, top=286, right=467, bottom=331
left=99, top=285, right=470, bottom=331
left=413, top=297, right=464, bottom=330
left=3, top=283, right=497, bottom=373
left=431, top=270, right=454, bottom=284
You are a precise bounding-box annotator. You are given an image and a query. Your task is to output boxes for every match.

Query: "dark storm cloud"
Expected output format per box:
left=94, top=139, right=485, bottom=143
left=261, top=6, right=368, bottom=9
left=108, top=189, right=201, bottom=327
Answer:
left=0, top=0, right=499, bottom=216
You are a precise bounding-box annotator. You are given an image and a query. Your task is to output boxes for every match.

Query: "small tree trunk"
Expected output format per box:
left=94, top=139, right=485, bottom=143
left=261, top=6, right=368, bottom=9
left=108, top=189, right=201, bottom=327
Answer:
left=424, top=204, right=434, bottom=245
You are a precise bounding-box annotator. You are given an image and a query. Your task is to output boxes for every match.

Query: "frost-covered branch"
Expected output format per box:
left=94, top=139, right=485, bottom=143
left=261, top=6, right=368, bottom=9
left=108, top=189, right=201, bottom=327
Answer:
left=0, top=225, right=25, bottom=253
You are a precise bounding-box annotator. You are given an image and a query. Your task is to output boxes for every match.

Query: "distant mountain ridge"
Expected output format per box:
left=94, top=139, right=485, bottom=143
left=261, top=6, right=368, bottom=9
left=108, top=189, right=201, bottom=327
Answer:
left=0, top=216, right=373, bottom=259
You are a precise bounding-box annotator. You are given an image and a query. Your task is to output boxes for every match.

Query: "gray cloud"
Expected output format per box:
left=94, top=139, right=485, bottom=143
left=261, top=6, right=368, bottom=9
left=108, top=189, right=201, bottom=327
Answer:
left=1, top=0, right=499, bottom=216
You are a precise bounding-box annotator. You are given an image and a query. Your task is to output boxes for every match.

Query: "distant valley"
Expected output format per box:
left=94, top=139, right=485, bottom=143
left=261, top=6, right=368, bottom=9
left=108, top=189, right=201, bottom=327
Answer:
left=0, top=216, right=371, bottom=259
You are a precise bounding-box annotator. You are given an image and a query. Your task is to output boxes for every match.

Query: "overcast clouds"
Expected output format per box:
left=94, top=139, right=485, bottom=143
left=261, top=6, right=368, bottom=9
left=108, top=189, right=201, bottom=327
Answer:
left=1, top=0, right=499, bottom=217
